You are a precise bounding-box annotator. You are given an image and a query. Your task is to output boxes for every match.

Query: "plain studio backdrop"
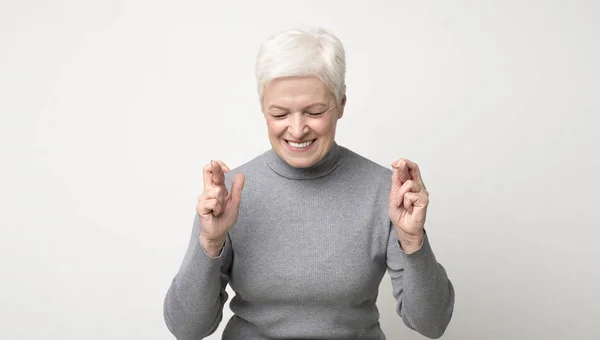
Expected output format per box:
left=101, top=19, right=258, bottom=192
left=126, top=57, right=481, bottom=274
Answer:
left=2, top=0, right=599, bottom=339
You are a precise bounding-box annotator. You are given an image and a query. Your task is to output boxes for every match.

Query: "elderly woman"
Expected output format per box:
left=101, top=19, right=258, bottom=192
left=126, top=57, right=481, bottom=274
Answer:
left=163, top=27, right=455, bottom=340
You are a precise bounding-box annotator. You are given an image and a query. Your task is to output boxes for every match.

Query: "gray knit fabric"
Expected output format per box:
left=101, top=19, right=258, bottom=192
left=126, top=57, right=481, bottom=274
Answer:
left=163, top=143, right=455, bottom=339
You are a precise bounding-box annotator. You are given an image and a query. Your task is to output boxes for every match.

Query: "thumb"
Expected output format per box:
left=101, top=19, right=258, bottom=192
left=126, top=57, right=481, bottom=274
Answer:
left=230, top=173, right=245, bottom=206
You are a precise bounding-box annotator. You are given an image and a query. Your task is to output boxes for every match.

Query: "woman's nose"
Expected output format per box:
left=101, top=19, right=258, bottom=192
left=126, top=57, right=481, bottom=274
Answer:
left=289, top=114, right=308, bottom=139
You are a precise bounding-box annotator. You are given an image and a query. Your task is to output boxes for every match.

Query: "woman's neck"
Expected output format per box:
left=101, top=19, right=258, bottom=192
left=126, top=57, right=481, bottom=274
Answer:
left=263, top=142, right=344, bottom=180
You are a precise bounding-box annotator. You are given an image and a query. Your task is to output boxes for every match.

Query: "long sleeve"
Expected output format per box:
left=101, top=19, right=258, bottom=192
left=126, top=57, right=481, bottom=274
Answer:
left=163, top=213, right=233, bottom=340
left=386, top=227, right=455, bottom=339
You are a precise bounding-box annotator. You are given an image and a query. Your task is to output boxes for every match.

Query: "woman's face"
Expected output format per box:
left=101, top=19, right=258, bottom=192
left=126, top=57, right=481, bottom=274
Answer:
left=261, top=76, right=345, bottom=168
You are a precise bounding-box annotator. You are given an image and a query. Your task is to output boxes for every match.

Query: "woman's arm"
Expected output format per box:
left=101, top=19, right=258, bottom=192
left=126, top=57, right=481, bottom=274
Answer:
left=163, top=214, right=232, bottom=340
left=386, top=227, right=455, bottom=339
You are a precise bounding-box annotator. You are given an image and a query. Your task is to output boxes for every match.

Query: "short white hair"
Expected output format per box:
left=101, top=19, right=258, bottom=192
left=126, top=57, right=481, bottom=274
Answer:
left=255, top=27, right=346, bottom=104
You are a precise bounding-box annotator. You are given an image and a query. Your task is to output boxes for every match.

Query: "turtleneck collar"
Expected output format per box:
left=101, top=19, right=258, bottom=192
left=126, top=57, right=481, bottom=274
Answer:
left=263, top=142, right=347, bottom=180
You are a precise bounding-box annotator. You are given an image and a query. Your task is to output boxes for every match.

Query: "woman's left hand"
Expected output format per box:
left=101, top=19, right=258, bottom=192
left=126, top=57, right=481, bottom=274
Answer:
left=388, top=159, right=429, bottom=253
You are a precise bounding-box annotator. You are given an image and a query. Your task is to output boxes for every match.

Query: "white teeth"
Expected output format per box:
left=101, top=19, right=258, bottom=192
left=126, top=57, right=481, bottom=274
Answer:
left=288, top=140, right=313, bottom=148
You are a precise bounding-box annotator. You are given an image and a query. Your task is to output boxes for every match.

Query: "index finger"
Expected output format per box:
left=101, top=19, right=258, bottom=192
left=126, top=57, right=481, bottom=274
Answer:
left=210, top=160, right=226, bottom=186
left=391, top=159, right=411, bottom=183
left=404, top=159, right=426, bottom=188
left=203, top=162, right=214, bottom=189
left=393, top=159, right=426, bottom=188
left=391, top=165, right=410, bottom=190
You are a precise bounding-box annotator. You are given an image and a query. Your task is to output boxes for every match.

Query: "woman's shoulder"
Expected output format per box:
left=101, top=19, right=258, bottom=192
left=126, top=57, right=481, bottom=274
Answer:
left=222, top=148, right=271, bottom=184
left=340, top=145, right=393, bottom=180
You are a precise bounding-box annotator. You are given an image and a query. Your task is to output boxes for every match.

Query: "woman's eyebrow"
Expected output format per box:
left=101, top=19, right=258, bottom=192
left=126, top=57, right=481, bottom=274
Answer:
left=268, top=103, right=328, bottom=111
left=268, top=105, right=289, bottom=111
left=304, top=103, right=328, bottom=110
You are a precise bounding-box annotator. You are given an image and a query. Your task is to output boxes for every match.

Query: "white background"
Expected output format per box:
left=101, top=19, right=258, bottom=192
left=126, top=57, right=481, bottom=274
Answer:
left=2, top=0, right=599, bottom=339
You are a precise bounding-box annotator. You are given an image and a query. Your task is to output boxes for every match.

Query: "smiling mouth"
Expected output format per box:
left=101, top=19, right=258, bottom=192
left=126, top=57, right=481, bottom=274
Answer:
left=285, top=139, right=316, bottom=148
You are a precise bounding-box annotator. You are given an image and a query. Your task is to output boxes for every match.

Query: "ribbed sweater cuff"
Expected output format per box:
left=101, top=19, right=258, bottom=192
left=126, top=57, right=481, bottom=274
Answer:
left=397, top=233, right=440, bottom=277
left=178, top=244, right=223, bottom=289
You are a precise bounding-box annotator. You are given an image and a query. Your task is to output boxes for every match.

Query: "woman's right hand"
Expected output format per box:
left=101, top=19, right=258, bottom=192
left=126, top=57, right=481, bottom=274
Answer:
left=197, top=160, right=245, bottom=257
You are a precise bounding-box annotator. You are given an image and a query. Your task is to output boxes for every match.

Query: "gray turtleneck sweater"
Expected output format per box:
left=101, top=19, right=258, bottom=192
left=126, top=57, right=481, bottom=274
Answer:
left=163, top=143, right=455, bottom=339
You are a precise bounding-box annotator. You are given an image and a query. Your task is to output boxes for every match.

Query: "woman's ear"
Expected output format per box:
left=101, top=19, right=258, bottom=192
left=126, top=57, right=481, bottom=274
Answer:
left=338, top=94, right=347, bottom=119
